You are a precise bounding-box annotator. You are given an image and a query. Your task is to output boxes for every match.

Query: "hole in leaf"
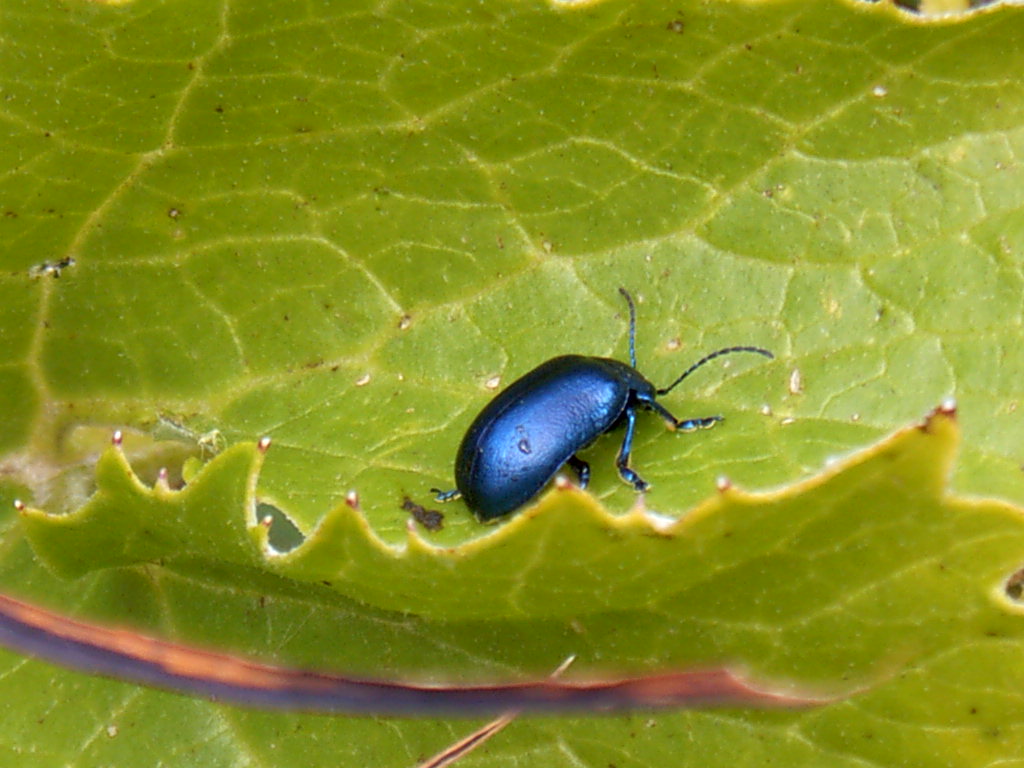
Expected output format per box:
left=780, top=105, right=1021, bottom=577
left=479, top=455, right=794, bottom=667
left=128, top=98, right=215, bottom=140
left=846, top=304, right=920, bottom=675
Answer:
left=1004, top=566, right=1024, bottom=601
left=257, top=501, right=304, bottom=553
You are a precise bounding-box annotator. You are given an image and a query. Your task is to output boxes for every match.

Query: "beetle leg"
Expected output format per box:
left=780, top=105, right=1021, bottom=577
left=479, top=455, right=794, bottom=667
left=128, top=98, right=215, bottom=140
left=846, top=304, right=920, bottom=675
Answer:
left=431, top=487, right=462, bottom=503
left=615, top=407, right=649, bottom=492
left=643, top=398, right=722, bottom=432
left=567, top=455, right=590, bottom=489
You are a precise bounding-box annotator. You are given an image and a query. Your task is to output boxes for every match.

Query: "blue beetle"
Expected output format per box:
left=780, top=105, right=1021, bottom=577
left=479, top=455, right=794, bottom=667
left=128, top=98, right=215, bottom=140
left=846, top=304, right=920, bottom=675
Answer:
left=432, top=289, right=773, bottom=521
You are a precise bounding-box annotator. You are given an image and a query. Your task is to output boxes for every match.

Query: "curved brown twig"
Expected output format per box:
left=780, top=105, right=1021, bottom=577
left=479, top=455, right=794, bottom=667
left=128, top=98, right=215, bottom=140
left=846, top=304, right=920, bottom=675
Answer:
left=0, top=592, right=834, bottom=715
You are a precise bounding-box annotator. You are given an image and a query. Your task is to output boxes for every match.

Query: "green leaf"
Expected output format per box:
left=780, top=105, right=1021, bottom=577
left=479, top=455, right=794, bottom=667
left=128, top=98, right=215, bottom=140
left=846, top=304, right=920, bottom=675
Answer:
left=2, top=0, right=1024, bottom=765
left=19, top=408, right=1024, bottom=642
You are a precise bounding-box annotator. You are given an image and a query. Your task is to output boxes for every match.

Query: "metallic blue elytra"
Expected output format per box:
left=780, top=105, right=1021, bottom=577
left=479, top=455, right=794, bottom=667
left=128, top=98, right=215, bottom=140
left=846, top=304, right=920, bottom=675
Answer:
left=432, top=289, right=773, bottom=522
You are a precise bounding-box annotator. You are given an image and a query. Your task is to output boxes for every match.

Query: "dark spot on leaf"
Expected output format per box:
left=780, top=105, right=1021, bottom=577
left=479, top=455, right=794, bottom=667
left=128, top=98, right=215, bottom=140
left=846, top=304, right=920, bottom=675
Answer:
left=214, top=105, right=224, bottom=113
left=29, top=256, right=75, bottom=279
left=402, top=496, right=444, bottom=532
left=666, top=18, right=684, bottom=33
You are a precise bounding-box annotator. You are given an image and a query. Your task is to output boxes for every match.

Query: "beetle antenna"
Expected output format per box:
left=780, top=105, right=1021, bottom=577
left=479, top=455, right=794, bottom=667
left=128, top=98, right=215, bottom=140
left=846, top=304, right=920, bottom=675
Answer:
left=618, top=287, right=638, bottom=368
left=657, top=346, right=774, bottom=395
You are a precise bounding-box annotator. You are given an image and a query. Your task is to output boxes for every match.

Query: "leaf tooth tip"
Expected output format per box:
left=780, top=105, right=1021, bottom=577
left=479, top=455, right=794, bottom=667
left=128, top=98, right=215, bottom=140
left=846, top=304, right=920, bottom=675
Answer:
left=921, top=399, right=958, bottom=432
left=258, top=436, right=272, bottom=453
left=716, top=475, right=732, bottom=492
left=554, top=474, right=572, bottom=490
left=260, top=514, right=273, bottom=529
left=111, top=429, right=123, bottom=446
left=345, top=490, right=360, bottom=509
left=12, top=499, right=25, bottom=511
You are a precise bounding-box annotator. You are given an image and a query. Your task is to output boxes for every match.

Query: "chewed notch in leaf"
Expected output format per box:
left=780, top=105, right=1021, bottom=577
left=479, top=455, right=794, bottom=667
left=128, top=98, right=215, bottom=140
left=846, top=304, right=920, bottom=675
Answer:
left=267, top=402, right=1024, bottom=635
left=17, top=404, right=1024, bottom=691
left=19, top=440, right=266, bottom=577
